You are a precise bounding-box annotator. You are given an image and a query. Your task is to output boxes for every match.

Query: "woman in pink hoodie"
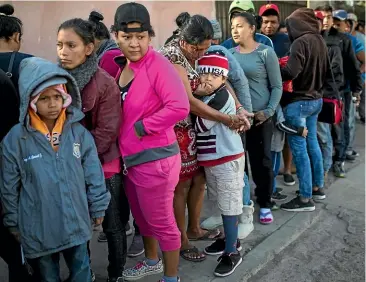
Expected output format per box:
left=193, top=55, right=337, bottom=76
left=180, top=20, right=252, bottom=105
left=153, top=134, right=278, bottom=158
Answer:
left=113, top=3, right=189, bottom=282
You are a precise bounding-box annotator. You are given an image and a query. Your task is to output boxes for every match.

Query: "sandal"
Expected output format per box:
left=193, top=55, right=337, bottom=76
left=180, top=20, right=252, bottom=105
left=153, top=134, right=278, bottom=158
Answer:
left=180, top=246, right=206, bottom=262
left=188, top=228, right=221, bottom=241
left=259, top=208, right=273, bottom=225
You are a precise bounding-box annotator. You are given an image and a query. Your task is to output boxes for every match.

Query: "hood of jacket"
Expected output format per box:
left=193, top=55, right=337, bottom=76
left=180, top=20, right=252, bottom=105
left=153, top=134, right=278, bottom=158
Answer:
left=286, top=8, right=320, bottom=42
left=18, top=57, right=82, bottom=124
left=96, top=39, right=119, bottom=62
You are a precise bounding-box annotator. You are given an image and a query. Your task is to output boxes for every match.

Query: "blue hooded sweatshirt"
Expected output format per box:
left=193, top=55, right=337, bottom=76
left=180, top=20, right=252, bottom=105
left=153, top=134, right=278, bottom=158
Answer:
left=0, top=57, right=110, bottom=259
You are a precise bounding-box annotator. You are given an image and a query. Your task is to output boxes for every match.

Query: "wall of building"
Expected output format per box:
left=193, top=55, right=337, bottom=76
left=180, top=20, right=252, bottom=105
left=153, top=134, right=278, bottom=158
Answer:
left=8, top=1, right=215, bottom=62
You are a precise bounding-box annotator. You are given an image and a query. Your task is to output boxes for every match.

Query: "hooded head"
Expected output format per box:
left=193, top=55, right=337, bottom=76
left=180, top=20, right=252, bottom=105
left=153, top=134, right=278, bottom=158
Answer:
left=18, top=57, right=81, bottom=124
left=285, top=8, right=320, bottom=42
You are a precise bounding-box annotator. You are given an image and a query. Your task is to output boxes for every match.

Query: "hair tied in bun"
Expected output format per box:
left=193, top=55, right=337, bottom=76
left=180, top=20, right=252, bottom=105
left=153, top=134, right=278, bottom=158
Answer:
left=89, top=11, right=104, bottom=23
left=0, top=4, right=15, bottom=16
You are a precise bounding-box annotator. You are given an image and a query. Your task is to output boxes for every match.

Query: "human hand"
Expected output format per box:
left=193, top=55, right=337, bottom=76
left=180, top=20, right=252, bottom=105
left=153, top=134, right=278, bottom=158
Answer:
left=237, top=108, right=254, bottom=131
left=194, top=83, right=214, bottom=96
left=93, top=217, right=104, bottom=226
left=10, top=229, right=21, bottom=243
left=254, top=111, right=268, bottom=126
left=302, top=127, right=308, bottom=138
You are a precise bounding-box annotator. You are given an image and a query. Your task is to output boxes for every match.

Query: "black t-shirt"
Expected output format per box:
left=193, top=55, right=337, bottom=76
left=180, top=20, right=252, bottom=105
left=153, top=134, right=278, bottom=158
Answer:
left=119, top=79, right=134, bottom=102
left=0, top=52, right=33, bottom=87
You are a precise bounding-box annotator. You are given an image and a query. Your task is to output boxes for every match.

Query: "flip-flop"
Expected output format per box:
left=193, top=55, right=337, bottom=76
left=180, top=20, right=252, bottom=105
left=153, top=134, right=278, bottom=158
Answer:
left=188, top=228, right=221, bottom=241
left=180, top=246, right=206, bottom=262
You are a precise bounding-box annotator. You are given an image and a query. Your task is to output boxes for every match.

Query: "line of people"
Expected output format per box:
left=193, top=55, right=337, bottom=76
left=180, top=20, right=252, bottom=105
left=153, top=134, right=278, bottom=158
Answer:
left=0, top=1, right=364, bottom=282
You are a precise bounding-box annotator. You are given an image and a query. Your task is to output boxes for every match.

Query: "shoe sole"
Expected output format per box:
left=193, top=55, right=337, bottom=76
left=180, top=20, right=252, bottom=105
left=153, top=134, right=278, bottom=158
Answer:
left=123, top=267, right=163, bottom=281
left=313, top=195, right=326, bottom=200
left=284, top=181, right=296, bottom=186
left=204, top=246, right=242, bottom=256
left=127, top=249, right=145, bottom=258
left=98, top=238, right=108, bottom=242
left=126, top=229, right=133, bottom=236
left=281, top=206, right=315, bottom=212
left=214, top=257, right=243, bottom=277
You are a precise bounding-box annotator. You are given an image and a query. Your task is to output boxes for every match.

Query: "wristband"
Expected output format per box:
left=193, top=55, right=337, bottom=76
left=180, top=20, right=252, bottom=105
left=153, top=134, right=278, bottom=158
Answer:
left=236, top=104, right=243, bottom=110
left=236, top=106, right=244, bottom=113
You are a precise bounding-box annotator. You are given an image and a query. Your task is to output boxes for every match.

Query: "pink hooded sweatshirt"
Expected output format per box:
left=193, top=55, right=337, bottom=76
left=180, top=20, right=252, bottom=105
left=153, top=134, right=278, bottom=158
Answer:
left=115, top=47, right=189, bottom=169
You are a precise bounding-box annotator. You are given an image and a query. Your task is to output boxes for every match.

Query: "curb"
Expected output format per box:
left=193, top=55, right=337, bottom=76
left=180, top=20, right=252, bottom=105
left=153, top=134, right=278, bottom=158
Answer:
left=210, top=209, right=323, bottom=282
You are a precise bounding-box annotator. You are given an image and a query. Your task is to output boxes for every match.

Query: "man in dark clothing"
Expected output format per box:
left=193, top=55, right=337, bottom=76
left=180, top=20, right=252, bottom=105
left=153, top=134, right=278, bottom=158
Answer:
left=314, top=11, right=344, bottom=180
left=279, top=8, right=328, bottom=212
left=259, top=3, right=291, bottom=58
left=315, top=5, right=363, bottom=177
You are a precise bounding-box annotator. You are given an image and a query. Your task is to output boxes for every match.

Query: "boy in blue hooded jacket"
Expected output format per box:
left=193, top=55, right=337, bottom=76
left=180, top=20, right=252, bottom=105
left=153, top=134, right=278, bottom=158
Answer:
left=0, top=57, right=111, bottom=281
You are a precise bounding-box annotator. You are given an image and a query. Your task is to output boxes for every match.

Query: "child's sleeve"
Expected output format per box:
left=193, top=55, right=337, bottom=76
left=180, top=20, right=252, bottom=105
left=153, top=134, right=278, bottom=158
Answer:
left=277, top=121, right=305, bottom=136
left=195, top=91, right=232, bottom=133
left=0, top=142, right=21, bottom=232
left=81, top=129, right=111, bottom=219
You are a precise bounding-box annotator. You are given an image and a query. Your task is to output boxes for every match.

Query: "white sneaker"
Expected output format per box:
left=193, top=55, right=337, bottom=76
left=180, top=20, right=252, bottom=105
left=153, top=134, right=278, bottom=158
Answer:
left=238, top=200, right=254, bottom=239
left=201, top=216, right=223, bottom=229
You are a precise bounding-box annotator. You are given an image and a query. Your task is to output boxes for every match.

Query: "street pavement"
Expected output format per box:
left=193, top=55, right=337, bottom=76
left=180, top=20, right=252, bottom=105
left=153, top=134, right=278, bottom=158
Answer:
left=0, top=123, right=364, bottom=282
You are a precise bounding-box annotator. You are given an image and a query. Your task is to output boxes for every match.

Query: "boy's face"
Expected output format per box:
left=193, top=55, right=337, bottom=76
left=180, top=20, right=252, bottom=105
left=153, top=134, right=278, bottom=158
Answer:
left=333, top=19, right=348, bottom=33
left=200, top=73, right=226, bottom=90
left=36, top=89, right=63, bottom=122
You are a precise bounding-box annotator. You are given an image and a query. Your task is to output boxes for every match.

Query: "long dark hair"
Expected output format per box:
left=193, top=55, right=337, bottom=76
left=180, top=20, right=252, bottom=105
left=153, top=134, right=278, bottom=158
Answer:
left=88, top=11, right=110, bottom=40
left=179, top=14, right=214, bottom=45
left=165, top=12, right=191, bottom=45
left=0, top=4, right=23, bottom=41
left=58, top=18, right=95, bottom=46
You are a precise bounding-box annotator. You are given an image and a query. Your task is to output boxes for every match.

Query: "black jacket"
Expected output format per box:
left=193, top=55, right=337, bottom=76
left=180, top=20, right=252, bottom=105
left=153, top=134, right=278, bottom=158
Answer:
left=280, top=8, right=328, bottom=107
left=323, top=27, right=363, bottom=94
left=321, top=31, right=344, bottom=98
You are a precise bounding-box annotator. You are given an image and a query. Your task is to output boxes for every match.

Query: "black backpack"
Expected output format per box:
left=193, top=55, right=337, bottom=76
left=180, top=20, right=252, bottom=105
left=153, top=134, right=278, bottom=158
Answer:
left=0, top=52, right=20, bottom=142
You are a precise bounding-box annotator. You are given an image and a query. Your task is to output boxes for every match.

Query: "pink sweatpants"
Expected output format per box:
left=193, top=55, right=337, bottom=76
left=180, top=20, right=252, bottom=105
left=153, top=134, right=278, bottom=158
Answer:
left=124, top=154, right=181, bottom=252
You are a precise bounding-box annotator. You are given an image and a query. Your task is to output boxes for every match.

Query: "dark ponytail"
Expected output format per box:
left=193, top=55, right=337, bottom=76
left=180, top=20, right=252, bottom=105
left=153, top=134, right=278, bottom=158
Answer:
left=165, top=12, right=191, bottom=45
left=88, top=11, right=110, bottom=40
left=0, top=4, right=23, bottom=41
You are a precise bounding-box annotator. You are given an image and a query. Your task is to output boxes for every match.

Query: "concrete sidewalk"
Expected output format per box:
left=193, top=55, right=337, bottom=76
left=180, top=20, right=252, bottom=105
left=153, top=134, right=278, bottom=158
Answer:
left=0, top=123, right=364, bottom=282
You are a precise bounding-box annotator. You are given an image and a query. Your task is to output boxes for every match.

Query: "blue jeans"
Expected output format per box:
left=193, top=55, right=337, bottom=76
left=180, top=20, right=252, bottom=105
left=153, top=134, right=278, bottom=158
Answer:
left=271, top=151, right=281, bottom=193
left=34, top=243, right=91, bottom=282
left=317, top=122, right=333, bottom=172
left=243, top=172, right=251, bottom=205
left=283, top=99, right=324, bottom=198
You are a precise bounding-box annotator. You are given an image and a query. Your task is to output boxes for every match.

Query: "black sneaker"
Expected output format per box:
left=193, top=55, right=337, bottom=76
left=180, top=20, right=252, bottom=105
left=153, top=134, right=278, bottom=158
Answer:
left=272, top=192, right=288, bottom=201
left=283, top=174, right=296, bottom=186
left=204, top=238, right=242, bottom=256
left=214, top=252, right=243, bottom=277
left=276, top=187, right=283, bottom=193
left=312, top=189, right=326, bottom=200
left=281, top=196, right=315, bottom=212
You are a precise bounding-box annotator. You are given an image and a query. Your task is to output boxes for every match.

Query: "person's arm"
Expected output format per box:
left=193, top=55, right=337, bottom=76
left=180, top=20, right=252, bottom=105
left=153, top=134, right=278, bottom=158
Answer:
left=263, top=48, right=283, bottom=118
left=280, top=39, right=306, bottom=81
left=89, top=81, right=121, bottom=162
left=224, top=48, right=253, bottom=113
left=0, top=142, right=21, bottom=236
left=277, top=121, right=305, bottom=136
left=134, top=58, right=190, bottom=136
left=81, top=129, right=111, bottom=220
left=343, top=37, right=363, bottom=94
left=196, top=90, right=233, bottom=133
left=173, top=64, right=243, bottom=129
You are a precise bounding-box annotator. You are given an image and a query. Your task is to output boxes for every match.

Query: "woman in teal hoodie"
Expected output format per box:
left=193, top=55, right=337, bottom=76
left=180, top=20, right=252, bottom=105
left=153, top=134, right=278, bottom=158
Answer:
left=0, top=57, right=111, bottom=281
